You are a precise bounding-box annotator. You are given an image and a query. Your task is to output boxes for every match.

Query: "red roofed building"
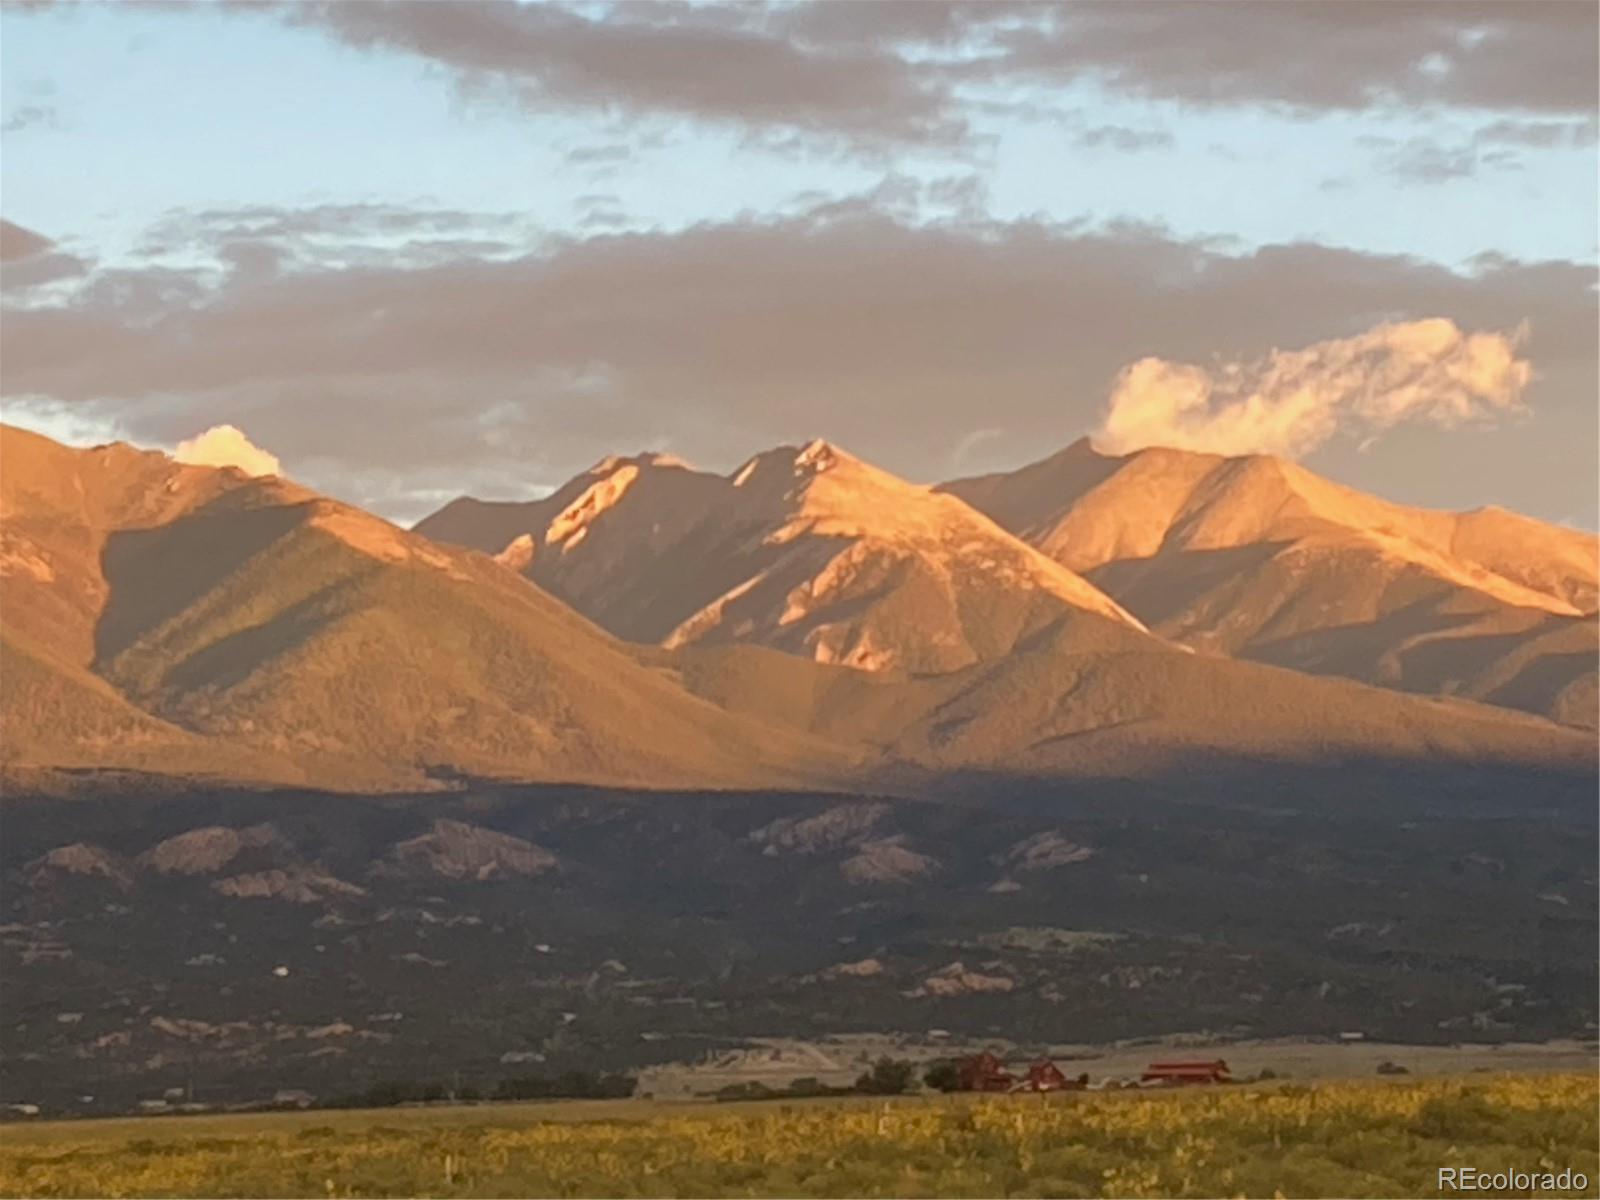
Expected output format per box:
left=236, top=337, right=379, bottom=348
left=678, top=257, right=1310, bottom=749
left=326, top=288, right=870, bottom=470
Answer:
left=1141, top=1059, right=1232, bottom=1085
left=1013, top=1059, right=1087, bottom=1092
left=956, top=1052, right=1013, bottom=1092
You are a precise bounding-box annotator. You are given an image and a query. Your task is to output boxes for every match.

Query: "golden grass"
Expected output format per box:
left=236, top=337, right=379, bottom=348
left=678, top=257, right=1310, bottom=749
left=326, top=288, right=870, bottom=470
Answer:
left=1, top=1073, right=1595, bottom=1198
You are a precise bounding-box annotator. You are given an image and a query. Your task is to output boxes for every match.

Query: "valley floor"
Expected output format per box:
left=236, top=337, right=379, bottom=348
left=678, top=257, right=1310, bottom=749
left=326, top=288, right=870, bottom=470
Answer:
left=1, top=1072, right=1595, bottom=1198
left=636, top=1034, right=1600, bottom=1098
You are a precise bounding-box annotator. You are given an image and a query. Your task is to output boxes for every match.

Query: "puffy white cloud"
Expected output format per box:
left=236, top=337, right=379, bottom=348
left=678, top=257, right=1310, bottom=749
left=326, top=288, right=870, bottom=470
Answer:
left=173, top=424, right=282, bottom=477
left=1093, top=319, right=1532, bottom=459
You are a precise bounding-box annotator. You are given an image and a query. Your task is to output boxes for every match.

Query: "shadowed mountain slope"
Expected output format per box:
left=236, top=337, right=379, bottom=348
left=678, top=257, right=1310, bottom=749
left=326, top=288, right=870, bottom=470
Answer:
left=942, top=439, right=1599, bottom=727
left=661, top=619, right=1592, bottom=782
left=0, top=425, right=858, bottom=791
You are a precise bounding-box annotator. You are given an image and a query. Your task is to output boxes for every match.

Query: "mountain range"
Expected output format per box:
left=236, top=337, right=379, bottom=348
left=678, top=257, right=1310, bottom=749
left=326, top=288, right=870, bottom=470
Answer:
left=943, top=440, right=1597, bottom=728
left=418, top=438, right=1144, bottom=674
left=2, top=423, right=1595, bottom=793
left=4, top=422, right=1596, bottom=1113
left=0, top=425, right=852, bottom=792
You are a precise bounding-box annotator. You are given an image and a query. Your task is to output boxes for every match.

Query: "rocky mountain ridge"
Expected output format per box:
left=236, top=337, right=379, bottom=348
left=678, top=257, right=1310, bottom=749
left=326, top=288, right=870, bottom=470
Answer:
left=942, top=438, right=1599, bottom=727
left=2, top=423, right=1593, bottom=794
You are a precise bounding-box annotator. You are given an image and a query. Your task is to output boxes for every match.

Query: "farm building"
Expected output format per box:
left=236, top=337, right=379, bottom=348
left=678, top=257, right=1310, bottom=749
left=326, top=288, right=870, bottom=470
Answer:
left=1012, top=1060, right=1086, bottom=1093
left=1141, top=1059, right=1233, bottom=1086
left=956, top=1052, right=1014, bottom=1092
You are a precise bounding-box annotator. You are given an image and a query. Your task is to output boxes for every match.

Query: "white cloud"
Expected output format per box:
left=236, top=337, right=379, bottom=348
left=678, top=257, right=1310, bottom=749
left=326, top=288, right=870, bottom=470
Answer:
left=1093, top=318, right=1532, bottom=459
left=173, top=424, right=282, bottom=477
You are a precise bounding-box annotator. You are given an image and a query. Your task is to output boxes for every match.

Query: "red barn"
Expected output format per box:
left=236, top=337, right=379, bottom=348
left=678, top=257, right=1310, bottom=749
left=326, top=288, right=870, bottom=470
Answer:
left=956, top=1052, right=1014, bottom=1092
left=1141, top=1059, right=1232, bottom=1086
left=1014, top=1059, right=1085, bottom=1093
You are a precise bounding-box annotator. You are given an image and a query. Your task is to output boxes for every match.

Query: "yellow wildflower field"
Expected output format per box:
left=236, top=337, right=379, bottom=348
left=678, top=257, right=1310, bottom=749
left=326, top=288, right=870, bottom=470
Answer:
left=1, top=1073, right=1595, bottom=1198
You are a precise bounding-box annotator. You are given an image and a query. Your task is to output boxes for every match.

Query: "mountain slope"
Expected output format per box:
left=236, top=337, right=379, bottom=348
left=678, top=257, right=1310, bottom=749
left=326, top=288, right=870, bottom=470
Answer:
left=942, top=440, right=1599, bottom=727
left=0, top=425, right=859, bottom=790
left=5, top=425, right=1592, bottom=794
left=0, top=627, right=296, bottom=783
left=662, top=618, right=1593, bottom=783
left=418, top=440, right=1146, bottom=675
left=0, top=426, right=322, bottom=784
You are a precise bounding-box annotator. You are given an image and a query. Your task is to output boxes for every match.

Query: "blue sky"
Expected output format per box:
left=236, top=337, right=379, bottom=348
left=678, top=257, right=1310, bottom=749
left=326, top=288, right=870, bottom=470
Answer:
left=2, top=2, right=1596, bottom=524
left=4, top=3, right=1595, bottom=265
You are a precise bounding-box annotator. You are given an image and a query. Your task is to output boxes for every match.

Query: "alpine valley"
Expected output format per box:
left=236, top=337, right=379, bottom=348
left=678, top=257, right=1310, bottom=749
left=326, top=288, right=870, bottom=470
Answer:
left=2, top=424, right=1595, bottom=1114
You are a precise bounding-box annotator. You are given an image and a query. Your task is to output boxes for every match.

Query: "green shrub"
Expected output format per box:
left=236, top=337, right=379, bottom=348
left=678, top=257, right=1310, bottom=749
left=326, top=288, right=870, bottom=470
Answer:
left=494, top=1071, right=635, bottom=1101
left=714, top=1081, right=777, bottom=1102
left=854, top=1057, right=915, bottom=1095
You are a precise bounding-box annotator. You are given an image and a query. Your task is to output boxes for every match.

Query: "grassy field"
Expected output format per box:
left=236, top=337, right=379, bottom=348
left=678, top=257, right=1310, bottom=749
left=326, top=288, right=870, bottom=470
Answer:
left=1, top=1073, right=1595, bottom=1198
